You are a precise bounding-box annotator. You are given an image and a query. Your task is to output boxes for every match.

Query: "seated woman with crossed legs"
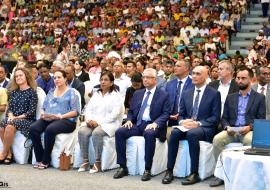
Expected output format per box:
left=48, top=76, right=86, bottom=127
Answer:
left=0, top=68, right=38, bottom=164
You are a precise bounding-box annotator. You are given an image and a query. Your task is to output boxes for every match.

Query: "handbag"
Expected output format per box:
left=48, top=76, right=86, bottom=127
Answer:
left=58, top=123, right=79, bottom=170
left=59, top=152, right=71, bottom=171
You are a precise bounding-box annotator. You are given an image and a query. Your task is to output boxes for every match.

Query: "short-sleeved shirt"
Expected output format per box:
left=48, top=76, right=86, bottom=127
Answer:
left=43, top=88, right=81, bottom=122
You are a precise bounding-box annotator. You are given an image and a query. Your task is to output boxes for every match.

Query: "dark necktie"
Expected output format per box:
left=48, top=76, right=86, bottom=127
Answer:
left=192, top=89, right=201, bottom=120
left=173, top=81, right=182, bottom=114
left=137, top=91, right=151, bottom=126
left=261, top=86, right=265, bottom=94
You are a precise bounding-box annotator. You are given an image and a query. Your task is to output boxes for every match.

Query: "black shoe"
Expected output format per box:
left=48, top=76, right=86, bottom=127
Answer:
left=162, top=170, right=174, bottom=184
left=113, top=167, right=128, bottom=179
left=181, top=173, right=200, bottom=185
left=4, top=154, right=13, bottom=165
left=141, top=170, right=151, bottom=181
left=209, top=177, right=224, bottom=187
left=0, top=155, right=6, bottom=164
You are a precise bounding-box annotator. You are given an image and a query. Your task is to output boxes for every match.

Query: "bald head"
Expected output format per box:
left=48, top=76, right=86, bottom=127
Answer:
left=192, top=66, right=208, bottom=88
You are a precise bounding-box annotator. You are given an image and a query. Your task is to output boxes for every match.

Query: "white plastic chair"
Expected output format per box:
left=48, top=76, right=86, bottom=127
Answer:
left=126, top=136, right=168, bottom=176
left=174, top=140, right=216, bottom=180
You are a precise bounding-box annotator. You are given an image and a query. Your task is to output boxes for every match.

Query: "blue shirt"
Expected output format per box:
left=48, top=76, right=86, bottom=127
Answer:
left=36, top=76, right=55, bottom=94
left=42, top=88, right=81, bottom=122
left=235, top=91, right=251, bottom=127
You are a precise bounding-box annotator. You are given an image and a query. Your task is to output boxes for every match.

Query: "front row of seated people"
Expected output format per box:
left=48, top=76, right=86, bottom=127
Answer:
left=0, top=65, right=266, bottom=187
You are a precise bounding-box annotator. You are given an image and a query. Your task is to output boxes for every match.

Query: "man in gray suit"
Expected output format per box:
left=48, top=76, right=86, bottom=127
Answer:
left=252, top=66, right=270, bottom=119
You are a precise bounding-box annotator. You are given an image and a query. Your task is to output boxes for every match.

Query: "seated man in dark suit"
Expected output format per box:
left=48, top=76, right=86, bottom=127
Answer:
left=210, top=66, right=266, bottom=187
left=113, top=68, right=170, bottom=181
left=162, top=66, right=221, bottom=185
left=165, top=59, right=194, bottom=138
left=251, top=66, right=270, bottom=119
left=65, top=64, right=85, bottom=109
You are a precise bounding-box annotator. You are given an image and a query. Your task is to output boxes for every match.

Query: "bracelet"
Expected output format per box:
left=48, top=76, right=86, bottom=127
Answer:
left=58, top=114, right=63, bottom=120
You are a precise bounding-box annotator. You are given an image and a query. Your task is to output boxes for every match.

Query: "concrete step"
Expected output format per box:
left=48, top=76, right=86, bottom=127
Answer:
left=246, top=14, right=267, bottom=19
left=242, top=24, right=263, bottom=30
left=253, top=3, right=262, bottom=9
left=231, top=37, right=256, bottom=42
left=240, top=29, right=260, bottom=33
left=250, top=10, right=262, bottom=15
left=236, top=32, right=258, bottom=38
left=245, top=17, right=268, bottom=22
left=226, top=49, right=249, bottom=56
left=229, top=45, right=250, bottom=50
left=231, top=40, right=253, bottom=47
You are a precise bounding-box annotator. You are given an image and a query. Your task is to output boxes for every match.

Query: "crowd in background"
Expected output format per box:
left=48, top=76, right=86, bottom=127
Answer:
left=1, top=0, right=270, bottom=187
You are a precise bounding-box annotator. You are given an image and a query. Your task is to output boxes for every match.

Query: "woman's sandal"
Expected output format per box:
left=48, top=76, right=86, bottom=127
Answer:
left=3, top=154, right=13, bottom=165
left=0, top=157, right=5, bottom=164
left=33, top=162, right=42, bottom=169
left=89, top=162, right=101, bottom=174
left=38, top=163, right=49, bottom=170
left=78, top=162, right=90, bottom=172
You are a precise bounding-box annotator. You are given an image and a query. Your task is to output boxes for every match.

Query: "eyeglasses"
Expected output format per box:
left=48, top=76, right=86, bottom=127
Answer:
left=261, top=72, right=270, bottom=76
left=142, top=76, right=156, bottom=79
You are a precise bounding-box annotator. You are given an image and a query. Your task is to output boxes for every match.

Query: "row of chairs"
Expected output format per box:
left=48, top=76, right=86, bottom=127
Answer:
left=0, top=128, right=241, bottom=180
left=0, top=86, right=243, bottom=179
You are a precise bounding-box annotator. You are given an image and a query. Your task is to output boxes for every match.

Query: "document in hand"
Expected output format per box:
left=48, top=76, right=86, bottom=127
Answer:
left=172, top=125, right=190, bottom=132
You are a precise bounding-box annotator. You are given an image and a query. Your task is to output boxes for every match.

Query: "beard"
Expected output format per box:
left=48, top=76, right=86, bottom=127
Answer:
left=238, top=83, right=249, bottom=90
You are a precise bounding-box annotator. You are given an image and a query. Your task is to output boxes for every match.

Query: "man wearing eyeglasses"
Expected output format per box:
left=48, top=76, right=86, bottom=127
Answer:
left=251, top=66, right=270, bottom=119
left=113, top=68, right=170, bottom=181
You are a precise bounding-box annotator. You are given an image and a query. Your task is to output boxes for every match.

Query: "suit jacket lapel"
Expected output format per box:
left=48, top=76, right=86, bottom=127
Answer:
left=266, top=84, right=270, bottom=100
left=214, top=80, right=220, bottom=89
left=233, top=93, right=239, bottom=117
left=183, top=77, right=191, bottom=91
left=150, top=89, right=159, bottom=115
left=253, top=84, right=258, bottom=92
left=173, top=79, right=177, bottom=99
left=197, top=86, right=209, bottom=116
left=245, top=90, right=255, bottom=113
left=187, top=89, right=195, bottom=116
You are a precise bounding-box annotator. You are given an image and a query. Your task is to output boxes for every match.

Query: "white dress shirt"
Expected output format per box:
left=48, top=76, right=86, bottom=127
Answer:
left=193, top=84, right=207, bottom=108
left=218, top=80, right=231, bottom=115
left=142, top=86, right=157, bottom=121
left=0, top=80, right=5, bottom=88
left=257, top=84, right=267, bottom=96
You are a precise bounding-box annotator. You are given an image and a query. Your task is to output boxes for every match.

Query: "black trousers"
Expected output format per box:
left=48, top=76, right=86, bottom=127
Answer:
left=29, top=119, right=76, bottom=164
left=262, top=2, right=269, bottom=17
